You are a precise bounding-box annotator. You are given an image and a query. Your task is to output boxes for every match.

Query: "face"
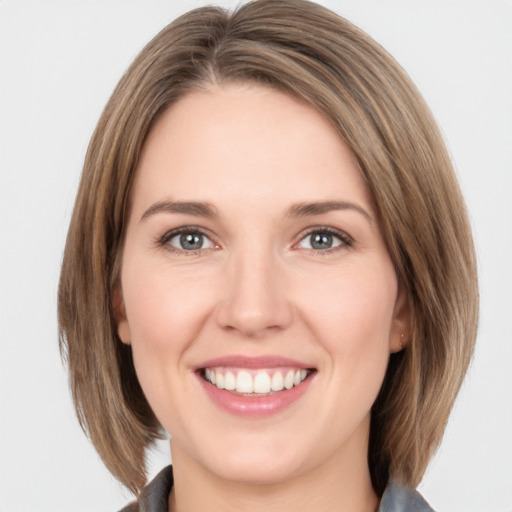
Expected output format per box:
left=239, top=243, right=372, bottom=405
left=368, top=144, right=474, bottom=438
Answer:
left=116, top=83, right=409, bottom=485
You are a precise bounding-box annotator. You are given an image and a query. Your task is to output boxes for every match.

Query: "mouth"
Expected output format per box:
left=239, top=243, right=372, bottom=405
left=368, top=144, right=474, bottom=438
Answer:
left=195, top=356, right=316, bottom=416
left=200, top=366, right=314, bottom=396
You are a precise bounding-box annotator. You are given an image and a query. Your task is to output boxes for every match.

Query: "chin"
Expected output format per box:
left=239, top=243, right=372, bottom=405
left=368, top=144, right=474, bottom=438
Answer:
left=208, top=454, right=306, bottom=486
left=179, top=432, right=310, bottom=486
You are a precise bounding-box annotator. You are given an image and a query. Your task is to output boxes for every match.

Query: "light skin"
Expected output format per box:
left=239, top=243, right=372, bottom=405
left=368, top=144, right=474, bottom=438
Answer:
left=115, top=82, right=410, bottom=512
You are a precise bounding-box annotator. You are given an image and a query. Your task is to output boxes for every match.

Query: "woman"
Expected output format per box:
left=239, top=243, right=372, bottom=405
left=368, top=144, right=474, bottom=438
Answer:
left=58, top=1, right=478, bottom=510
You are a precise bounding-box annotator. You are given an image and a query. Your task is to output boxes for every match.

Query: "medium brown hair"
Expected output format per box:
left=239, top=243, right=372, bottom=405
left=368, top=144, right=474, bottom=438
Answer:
left=58, top=0, right=478, bottom=496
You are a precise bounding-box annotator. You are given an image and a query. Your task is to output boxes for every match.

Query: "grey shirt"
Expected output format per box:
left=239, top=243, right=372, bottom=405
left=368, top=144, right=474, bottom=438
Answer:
left=120, top=465, right=434, bottom=512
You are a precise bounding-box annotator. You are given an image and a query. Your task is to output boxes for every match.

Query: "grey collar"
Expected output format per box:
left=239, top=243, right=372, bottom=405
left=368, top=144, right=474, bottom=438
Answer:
left=120, top=466, right=435, bottom=512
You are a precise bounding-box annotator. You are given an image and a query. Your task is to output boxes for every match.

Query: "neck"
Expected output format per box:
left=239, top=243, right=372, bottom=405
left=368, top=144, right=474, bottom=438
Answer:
left=168, top=429, right=379, bottom=512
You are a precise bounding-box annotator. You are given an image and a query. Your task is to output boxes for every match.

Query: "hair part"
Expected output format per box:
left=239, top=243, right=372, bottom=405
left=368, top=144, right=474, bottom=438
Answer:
left=59, top=0, right=478, bottom=496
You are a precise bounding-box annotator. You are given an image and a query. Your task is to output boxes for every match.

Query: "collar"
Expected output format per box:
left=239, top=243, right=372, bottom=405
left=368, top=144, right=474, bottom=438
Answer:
left=120, top=466, right=435, bottom=512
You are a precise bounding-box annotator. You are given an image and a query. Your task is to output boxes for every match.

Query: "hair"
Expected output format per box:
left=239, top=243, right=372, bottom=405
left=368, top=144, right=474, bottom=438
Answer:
left=58, top=0, right=478, bottom=497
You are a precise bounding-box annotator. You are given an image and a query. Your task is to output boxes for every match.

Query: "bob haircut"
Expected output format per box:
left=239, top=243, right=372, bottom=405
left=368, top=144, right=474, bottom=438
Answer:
left=59, top=0, right=478, bottom=497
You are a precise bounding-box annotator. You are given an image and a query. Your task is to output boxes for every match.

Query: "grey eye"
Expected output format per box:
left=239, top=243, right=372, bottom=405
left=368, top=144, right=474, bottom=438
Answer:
left=168, top=231, right=214, bottom=251
left=298, top=231, right=343, bottom=250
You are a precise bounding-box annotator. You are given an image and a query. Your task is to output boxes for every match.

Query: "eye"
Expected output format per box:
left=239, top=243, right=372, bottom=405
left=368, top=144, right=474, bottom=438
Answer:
left=161, top=229, right=216, bottom=253
left=297, top=228, right=351, bottom=251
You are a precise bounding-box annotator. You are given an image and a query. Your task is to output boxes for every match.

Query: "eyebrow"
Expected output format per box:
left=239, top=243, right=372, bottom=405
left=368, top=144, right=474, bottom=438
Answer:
left=141, top=200, right=218, bottom=221
left=286, top=201, right=373, bottom=223
left=140, top=199, right=372, bottom=223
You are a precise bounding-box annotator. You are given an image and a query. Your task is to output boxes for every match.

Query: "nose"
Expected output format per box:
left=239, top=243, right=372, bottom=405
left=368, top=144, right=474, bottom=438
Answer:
left=215, top=249, right=293, bottom=338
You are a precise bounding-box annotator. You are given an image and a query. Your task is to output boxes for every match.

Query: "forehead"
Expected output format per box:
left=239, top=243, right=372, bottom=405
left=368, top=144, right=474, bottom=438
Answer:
left=131, top=83, right=372, bottom=217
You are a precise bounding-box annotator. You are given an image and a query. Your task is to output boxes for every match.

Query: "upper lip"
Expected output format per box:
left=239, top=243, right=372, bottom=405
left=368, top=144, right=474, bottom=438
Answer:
left=196, top=355, right=313, bottom=370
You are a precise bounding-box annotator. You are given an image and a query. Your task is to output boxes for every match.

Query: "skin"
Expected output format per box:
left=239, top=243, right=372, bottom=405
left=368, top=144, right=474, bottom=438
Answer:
left=116, top=83, right=410, bottom=512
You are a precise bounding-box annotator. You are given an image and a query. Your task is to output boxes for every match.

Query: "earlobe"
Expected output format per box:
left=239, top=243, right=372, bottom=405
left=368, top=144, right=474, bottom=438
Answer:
left=390, top=283, right=411, bottom=353
left=112, top=285, right=131, bottom=345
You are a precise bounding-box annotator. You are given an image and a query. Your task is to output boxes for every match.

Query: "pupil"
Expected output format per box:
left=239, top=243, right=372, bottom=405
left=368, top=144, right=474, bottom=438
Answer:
left=180, top=233, right=203, bottom=250
left=311, top=233, right=332, bottom=249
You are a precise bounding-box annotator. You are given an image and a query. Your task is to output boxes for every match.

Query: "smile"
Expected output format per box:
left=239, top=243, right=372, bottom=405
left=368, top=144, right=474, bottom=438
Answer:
left=196, top=356, right=316, bottom=417
left=203, top=367, right=310, bottom=395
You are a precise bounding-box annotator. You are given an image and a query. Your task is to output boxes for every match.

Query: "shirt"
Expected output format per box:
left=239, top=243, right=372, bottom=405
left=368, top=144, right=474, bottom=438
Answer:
left=119, top=465, right=435, bottom=512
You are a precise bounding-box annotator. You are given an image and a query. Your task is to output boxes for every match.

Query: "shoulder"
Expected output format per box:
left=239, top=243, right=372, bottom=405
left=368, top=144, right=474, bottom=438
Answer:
left=118, top=466, right=174, bottom=512
left=379, top=481, right=435, bottom=512
left=118, top=468, right=433, bottom=512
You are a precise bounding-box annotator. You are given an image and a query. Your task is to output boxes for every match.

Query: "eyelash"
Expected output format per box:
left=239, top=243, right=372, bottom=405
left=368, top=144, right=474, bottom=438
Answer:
left=157, top=226, right=217, bottom=256
left=156, top=226, right=353, bottom=256
left=296, top=226, right=353, bottom=253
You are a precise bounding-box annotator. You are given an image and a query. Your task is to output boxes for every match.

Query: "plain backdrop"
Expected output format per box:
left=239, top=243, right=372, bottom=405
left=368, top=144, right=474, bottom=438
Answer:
left=0, top=1, right=511, bottom=511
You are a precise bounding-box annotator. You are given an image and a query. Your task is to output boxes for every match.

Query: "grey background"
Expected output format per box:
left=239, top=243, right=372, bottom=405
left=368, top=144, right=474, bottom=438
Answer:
left=1, top=1, right=511, bottom=510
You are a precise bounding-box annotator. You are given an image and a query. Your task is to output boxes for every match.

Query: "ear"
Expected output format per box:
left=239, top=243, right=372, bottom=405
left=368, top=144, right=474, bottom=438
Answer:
left=112, top=284, right=131, bottom=345
left=389, top=282, right=411, bottom=353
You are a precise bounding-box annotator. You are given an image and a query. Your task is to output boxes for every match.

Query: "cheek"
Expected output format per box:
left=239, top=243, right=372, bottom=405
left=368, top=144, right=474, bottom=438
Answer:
left=296, top=260, right=397, bottom=357
left=303, top=268, right=397, bottom=336
left=120, top=261, right=217, bottom=427
left=122, top=261, right=216, bottom=352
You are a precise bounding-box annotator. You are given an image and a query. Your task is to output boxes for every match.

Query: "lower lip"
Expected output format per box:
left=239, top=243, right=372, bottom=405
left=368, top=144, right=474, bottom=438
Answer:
left=197, top=373, right=314, bottom=417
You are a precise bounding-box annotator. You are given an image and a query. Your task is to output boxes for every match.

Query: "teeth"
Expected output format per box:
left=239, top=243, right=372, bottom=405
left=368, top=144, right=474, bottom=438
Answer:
left=284, top=370, right=294, bottom=390
left=236, top=370, right=253, bottom=393
left=271, top=371, right=284, bottom=391
left=204, top=367, right=310, bottom=394
left=216, top=371, right=225, bottom=389
left=224, top=371, right=236, bottom=391
left=253, top=372, right=271, bottom=393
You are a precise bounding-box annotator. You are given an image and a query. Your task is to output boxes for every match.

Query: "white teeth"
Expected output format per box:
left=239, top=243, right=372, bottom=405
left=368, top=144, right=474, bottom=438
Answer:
left=204, top=367, right=310, bottom=394
left=236, top=370, right=253, bottom=393
left=271, top=371, right=284, bottom=391
left=284, top=370, right=294, bottom=390
left=216, top=371, right=225, bottom=389
left=224, top=371, right=236, bottom=391
left=253, top=372, right=271, bottom=393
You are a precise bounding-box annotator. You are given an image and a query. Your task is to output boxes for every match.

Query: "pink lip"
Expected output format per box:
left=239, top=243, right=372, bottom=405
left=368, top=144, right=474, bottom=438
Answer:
left=195, top=355, right=316, bottom=418
left=196, top=355, right=312, bottom=370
